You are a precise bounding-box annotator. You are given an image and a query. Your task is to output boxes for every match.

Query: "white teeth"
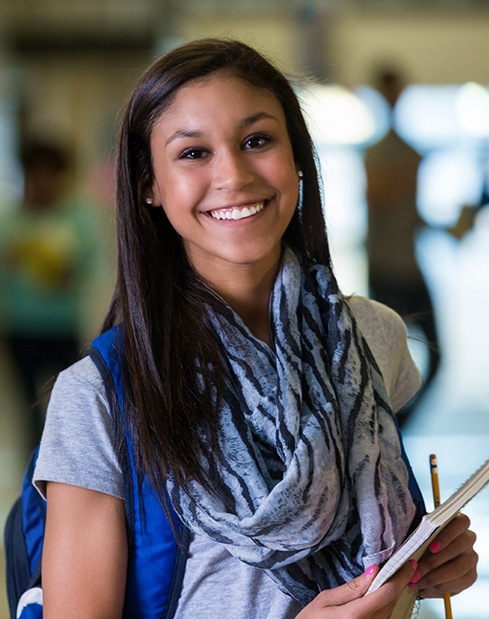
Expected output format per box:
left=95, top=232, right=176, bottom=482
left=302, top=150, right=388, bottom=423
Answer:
left=210, top=201, right=265, bottom=221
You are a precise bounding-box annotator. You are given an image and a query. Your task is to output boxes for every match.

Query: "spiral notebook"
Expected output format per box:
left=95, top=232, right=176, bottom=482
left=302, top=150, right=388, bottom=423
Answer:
left=366, top=458, right=489, bottom=618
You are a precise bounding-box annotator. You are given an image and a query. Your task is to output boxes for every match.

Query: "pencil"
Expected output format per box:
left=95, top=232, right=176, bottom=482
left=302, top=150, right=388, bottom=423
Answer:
left=430, top=453, right=441, bottom=508
left=429, top=454, right=453, bottom=619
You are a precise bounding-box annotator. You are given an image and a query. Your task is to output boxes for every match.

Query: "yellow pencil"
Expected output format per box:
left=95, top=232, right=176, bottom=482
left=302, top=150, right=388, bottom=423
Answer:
left=430, top=453, right=441, bottom=508
left=430, top=454, right=453, bottom=619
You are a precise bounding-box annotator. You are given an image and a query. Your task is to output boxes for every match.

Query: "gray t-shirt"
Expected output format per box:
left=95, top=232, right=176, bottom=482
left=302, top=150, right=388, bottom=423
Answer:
left=33, top=296, right=421, bottom=619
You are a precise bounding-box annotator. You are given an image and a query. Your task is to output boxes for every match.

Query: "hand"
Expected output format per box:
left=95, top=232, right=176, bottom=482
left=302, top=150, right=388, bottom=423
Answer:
left=296, top=560, right=418, bottom=619
left=409, top=513, right=478, bottom=598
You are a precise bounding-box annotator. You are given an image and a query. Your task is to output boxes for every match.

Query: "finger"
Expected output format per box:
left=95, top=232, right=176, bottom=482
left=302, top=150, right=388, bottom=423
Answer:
left=424, top=514, right=472, bottom=558
left=347, top=559, right=418, bottom=615
left=415, top=514, right=474, bottom=579
left=418, top=528, right=477, bottom=578
left=313, top=565, right=381, bottom=608
left=417, top=563, right=478, bottom=599
left=412, top=548, right=478, bottom=596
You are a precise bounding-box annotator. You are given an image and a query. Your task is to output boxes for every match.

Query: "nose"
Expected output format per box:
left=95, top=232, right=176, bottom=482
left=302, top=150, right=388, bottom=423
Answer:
left=213, top=150, right=254, bottom=191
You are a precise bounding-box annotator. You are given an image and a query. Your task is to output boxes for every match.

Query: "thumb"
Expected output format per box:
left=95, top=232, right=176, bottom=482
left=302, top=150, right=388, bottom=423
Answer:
left=363, top=558, right=419, bottom=611
left=317, top=565, right=381, bottom=607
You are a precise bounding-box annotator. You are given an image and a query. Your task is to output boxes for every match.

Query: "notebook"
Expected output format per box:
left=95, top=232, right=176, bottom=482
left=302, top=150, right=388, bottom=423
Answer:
left=366, top=458, right=489, bottom=618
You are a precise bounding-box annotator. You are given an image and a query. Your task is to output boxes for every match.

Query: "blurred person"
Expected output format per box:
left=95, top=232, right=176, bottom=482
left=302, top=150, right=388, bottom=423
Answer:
left=451, top=148, right=489, bottom=239
left=364, top=68, right=440, bottom=428
left=0, top=139, right=97, bottom=452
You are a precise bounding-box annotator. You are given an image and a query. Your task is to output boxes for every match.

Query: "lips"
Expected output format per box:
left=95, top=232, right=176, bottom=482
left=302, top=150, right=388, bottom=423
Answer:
left=208, top=201, right=265, bottom=221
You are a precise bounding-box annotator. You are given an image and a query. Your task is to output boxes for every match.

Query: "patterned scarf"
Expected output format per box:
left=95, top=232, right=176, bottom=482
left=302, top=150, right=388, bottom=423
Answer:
left=166, top=247, right=416, bottom=605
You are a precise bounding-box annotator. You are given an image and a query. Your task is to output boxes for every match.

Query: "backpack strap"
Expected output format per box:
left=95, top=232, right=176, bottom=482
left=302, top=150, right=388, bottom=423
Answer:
left=4, top=497, right=34, bottom=618
left=89, top=327, right=188, bottom=618
left=4, top=449, right=45, bottom=619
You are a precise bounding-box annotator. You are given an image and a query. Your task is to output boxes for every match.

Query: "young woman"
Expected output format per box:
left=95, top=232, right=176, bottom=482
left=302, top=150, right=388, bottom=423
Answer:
left=34, top=39, right=478, bottom=618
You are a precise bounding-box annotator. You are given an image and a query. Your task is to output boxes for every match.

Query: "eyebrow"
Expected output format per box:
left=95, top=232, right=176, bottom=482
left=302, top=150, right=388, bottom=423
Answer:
left=164, top=112, right=279, bottom=147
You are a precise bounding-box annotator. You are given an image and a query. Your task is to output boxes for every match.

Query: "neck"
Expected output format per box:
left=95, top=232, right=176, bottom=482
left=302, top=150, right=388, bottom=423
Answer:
left=201, top=257, right=282, bottom=347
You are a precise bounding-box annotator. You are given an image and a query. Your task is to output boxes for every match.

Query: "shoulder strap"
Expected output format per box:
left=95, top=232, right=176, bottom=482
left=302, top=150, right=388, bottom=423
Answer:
left=4, top=498, right=34, bottom=618
left=4, top=449, right=44, bottom=619
left=89, top=327, right=188, bottom=618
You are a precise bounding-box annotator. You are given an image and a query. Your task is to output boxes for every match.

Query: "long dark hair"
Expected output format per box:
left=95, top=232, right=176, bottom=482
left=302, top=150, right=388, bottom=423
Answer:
left=103, top=38, right=331, bottom=498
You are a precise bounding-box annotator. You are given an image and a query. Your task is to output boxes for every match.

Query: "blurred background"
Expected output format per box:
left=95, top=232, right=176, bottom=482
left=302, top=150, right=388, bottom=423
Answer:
left=0, top=1, right=488, bottom=618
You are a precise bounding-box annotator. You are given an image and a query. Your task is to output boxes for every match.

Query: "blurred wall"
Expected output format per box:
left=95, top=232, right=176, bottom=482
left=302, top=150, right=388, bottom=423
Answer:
left=334, top=8, right=489, bottom=86
left=175, top=5, right=489, bottom=84
left=2, top=3, right=489, bottom=198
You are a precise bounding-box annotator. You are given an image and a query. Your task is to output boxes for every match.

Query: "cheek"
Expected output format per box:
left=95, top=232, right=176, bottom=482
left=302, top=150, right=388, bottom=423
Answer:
left=156, top=172, right=199, bottom=212
left=268, top=154, right=299, bottom=195
left=159, top=179, right=205, bottom=238
left=277, top=167, right=300, bottom=207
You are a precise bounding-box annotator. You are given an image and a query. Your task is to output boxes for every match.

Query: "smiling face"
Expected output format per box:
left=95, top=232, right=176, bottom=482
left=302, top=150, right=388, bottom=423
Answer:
left=150, top=72, right=300, bottom=286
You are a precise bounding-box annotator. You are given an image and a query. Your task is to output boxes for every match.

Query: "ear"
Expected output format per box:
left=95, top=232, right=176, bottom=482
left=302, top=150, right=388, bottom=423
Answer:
left=144, top=193, right=161, bottom=208
left=145, top=181, right=162, bottom=207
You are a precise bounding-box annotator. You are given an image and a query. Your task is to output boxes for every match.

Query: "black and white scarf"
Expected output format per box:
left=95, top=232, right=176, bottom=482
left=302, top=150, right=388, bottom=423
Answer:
left=167, top=247, right=415, bottom=605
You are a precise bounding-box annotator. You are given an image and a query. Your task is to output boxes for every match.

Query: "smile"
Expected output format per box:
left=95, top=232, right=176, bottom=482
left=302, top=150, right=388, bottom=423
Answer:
left=208, top=201, right=265, bottom=221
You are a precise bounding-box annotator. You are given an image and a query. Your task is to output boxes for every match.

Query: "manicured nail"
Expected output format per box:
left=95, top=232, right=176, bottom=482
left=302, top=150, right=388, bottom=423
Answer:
left=410, top=571, right=421, bottom=583
left=408, top=559, right=418, bottom=569
left=429, top=540, right=442, bottom=553
left=365, top=565, right=376, bottom=576
left=408, top=582, right=418, bottom=589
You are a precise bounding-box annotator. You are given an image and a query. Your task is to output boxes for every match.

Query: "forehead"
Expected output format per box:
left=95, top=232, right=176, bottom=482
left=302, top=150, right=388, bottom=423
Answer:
left=153, top=73, right=286, bottom=130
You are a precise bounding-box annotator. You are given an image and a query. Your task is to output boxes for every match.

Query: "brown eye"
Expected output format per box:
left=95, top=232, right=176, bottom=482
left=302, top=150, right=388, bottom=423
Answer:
left=243, top=134, right=272, bottom=150
left=180, top=148, right=208, bottom=160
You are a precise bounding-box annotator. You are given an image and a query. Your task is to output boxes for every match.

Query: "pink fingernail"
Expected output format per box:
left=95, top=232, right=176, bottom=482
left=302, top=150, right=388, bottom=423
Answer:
left=365, top=565, right=376, bottom=576
left=429, top=540, right=442, bottom=553
left=410, top=571, right=420, bottom=583
left=408, top=582, right=418, bottom=589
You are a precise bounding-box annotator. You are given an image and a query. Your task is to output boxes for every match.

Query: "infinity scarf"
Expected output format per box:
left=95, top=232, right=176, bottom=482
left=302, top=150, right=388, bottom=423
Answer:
left=166, top=247, right=416, bottom=605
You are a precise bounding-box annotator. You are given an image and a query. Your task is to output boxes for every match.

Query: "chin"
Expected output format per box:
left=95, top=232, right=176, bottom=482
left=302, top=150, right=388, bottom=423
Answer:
left=221, top=242, right=282, bottom=267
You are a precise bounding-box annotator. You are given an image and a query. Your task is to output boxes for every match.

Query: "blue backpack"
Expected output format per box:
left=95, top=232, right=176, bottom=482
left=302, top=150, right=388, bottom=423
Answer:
left=4, top=327, right=190, bottom=618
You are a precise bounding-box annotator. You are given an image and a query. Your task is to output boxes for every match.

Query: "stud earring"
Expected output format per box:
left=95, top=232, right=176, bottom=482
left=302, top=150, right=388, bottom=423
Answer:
left=298, top=170, right=304, bottom=179
left=145, top=197, right=154, bottom=205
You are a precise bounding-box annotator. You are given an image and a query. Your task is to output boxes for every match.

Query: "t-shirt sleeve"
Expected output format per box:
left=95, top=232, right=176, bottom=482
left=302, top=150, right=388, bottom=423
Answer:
left=348, top=295, right=422, bottom=413
left=33, top=355, right=124, bottom=500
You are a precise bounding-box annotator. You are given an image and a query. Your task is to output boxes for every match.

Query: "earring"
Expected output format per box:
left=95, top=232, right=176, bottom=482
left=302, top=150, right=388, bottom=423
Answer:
left=298, top=170, right=304, bottom=179
left=145, top=197, right=154, bottom=205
